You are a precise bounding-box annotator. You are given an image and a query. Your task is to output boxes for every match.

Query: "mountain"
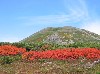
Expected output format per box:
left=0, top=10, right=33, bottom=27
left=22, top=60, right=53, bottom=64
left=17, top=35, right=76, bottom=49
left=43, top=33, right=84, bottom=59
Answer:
left=20, top=26, right=100, bottom=45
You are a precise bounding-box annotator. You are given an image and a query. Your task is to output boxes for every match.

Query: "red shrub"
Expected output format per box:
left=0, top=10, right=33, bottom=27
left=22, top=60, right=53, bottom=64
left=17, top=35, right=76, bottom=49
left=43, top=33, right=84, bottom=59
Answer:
left=22, top=48, right=100, bottom=61
left=0, top=45, right=26, bottom=56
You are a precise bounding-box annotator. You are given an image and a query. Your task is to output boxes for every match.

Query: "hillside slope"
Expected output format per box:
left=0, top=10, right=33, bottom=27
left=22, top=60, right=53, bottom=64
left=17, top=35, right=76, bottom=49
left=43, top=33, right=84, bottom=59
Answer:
left=20, top=26, right=100, bottom=45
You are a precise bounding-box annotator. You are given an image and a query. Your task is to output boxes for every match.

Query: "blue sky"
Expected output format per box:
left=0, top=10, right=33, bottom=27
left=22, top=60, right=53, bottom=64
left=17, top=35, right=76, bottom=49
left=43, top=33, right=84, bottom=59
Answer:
left=0, top=0, right=100, bottom=42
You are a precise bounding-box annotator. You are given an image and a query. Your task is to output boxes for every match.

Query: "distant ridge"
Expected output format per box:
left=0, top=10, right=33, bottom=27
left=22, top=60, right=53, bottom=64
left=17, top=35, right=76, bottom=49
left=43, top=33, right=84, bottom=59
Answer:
left=20, top=26, right=100, bottom=45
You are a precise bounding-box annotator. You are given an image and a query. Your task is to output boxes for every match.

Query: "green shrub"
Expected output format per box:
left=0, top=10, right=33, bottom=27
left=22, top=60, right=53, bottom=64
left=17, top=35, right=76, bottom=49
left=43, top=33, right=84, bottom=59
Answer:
left=0, top=56, right=13, bottom=64
left=96, top=72, right=100, bottom=74
left=0, top=55, right=21, bottom=65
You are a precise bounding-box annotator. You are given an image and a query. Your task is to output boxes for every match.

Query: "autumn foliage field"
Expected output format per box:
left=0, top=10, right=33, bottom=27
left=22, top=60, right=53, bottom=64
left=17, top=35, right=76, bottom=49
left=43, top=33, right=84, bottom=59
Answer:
left=0, top=45, right=26, bottom=56
left=0, top=45, right=100, bottom=61
left=0, top=44, right=100, bottom=74
left=22, top=48, right=100, bottom=61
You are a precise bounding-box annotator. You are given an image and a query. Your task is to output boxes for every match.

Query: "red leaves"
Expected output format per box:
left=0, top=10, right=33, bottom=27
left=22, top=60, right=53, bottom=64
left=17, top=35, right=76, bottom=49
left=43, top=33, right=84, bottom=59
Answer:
left=22, top=48, right=100, bottom=61
left=0, top=45, right=26, bottom=56
left=0, top=45, right=100, bottom=61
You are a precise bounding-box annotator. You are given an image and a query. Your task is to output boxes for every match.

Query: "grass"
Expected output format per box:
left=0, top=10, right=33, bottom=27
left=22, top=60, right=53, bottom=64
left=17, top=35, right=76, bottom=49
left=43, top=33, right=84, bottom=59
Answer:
left=0, top=57, right=100, bottom=74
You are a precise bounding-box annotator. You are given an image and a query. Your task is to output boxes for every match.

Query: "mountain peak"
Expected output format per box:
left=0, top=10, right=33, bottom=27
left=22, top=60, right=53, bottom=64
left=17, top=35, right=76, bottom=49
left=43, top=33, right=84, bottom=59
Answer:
left=20, top=26, right=100, bottom=44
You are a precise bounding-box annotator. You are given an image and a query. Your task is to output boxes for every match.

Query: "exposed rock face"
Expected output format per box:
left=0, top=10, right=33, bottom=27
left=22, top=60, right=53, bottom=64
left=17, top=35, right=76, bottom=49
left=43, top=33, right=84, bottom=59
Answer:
left=44, top=33, right=62, bottom=44
left=44, top=32, right=74, bottom=45
left=84, top=59, right=100, bottom=68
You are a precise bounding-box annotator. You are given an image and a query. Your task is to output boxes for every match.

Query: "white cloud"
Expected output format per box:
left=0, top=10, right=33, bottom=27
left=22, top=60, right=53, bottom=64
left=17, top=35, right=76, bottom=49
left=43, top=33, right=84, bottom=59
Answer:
left=29, top=15, right=70, bottom=25
left=17, top=0, right=100, bottom=36
left=19, top=14, right=85, bottom=26
left=18, top=0, right=89, bottom=26
left=63, top=0, right=89, bottom=22
left=81, top=21, right=100, bottom=35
